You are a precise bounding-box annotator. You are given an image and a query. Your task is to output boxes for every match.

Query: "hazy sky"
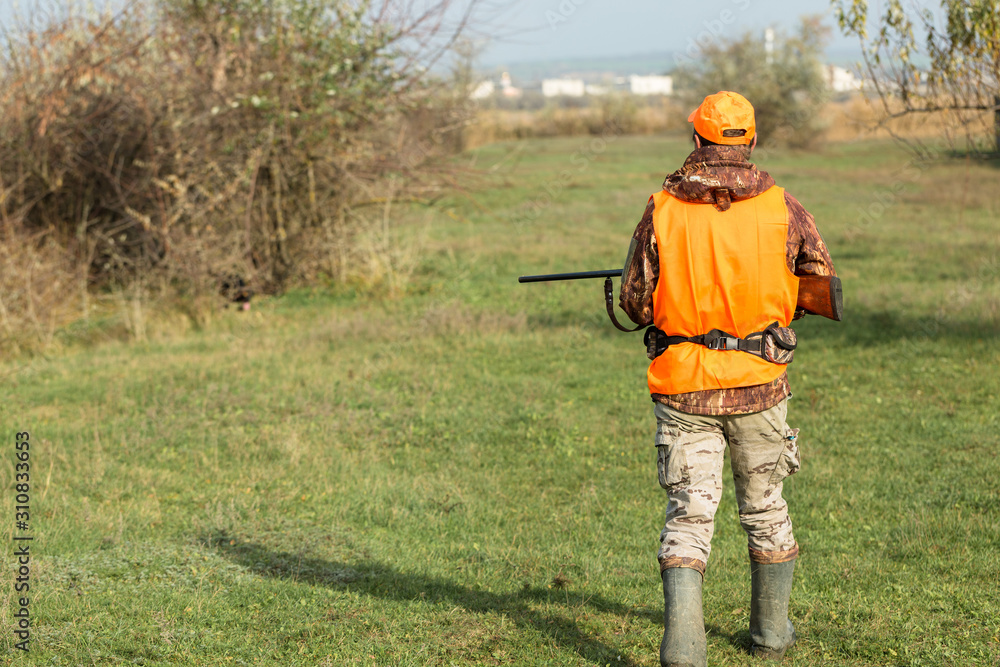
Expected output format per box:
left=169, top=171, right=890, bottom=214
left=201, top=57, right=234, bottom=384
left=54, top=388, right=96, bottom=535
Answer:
left=473, top=0, right=866, bottom=66
left=0, top=0, right=886, bottom=65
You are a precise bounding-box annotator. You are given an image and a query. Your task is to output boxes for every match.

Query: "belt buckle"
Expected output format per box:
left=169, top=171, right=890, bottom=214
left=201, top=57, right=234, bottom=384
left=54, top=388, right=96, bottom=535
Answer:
left=712, top=336, right=739, bottom=351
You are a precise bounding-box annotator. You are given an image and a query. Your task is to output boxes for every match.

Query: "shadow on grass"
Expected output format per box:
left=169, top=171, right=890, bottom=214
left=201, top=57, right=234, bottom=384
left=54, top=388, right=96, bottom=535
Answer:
left=794, top=306, right=1000, bottom=349
left=706, top=623, right=753, bottom=654
left=206, top=533, right=657, bottom=665
left=528, top=304, right=1000, bottom=351
left=943, top=148, right=1000, bottom=167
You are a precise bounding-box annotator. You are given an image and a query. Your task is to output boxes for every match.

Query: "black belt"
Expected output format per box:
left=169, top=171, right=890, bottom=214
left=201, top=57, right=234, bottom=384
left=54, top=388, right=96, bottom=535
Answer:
left=645, top=323, right=794, bottom=359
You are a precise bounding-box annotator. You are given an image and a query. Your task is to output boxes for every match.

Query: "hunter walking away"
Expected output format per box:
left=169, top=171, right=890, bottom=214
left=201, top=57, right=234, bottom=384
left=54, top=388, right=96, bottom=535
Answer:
left=620, top=91, right=839, bottom=666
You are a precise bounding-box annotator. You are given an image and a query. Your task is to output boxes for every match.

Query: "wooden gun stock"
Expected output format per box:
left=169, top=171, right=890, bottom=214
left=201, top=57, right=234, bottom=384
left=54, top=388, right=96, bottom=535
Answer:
left=796, top=274, right=843, bottom=321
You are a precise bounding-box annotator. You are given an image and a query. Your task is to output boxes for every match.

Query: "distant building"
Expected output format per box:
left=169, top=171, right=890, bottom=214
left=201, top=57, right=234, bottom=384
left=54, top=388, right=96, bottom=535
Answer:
left=585, top=83, right=611, bottom=96
left=469, top=80, right=495, bottom=100
left=825, top=65, right=862, bottom=93
left=542, top=78, right=585, bottom=97
left=629, top=75, right=673, bottom=96
left=500, top=71, right=522, bottom=98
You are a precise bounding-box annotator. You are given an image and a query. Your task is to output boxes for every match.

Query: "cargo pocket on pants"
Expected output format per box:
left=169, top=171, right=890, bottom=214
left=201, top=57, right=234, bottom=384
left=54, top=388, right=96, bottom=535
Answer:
left=656, top=420, right=689, bottom=492
left=768, top=427, right=801, bottom=485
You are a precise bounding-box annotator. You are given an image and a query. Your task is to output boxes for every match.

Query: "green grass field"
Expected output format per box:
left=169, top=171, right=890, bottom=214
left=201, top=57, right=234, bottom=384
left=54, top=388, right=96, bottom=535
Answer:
left=1, top=135, right=998, bottom=666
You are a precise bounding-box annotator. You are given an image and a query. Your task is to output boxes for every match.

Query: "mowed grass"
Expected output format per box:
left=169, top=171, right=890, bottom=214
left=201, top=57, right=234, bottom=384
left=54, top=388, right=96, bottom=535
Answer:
left=1, top=135, right=998, bottom=666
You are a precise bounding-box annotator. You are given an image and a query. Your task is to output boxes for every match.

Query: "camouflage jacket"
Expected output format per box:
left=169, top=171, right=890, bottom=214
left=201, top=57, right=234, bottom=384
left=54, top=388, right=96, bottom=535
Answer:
left=619, top=145, right=836, bottom=415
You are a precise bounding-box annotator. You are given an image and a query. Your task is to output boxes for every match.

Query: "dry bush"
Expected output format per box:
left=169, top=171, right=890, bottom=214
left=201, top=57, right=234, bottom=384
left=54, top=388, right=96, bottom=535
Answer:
left=468, top=95, right=980, bottom=148
left=823, top=95, right=995, bottom=145
left=0, top=0, right=478, bottom=353
left=463, top=96, right=686, bottom=149
left=0, top=229, right=86, bottom=354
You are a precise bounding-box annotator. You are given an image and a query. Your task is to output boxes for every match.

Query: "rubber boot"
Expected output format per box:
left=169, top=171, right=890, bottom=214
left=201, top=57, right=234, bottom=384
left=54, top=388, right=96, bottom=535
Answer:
left=749, top=559, right=796, bottom=659
left=660, top=567, right=707, bottom=667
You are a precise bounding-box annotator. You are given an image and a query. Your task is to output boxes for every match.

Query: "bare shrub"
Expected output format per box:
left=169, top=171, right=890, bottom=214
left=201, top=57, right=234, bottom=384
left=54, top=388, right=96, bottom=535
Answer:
left=0, top=0, right=480, bottom=352
left=0, top=229, right=86, bottom=354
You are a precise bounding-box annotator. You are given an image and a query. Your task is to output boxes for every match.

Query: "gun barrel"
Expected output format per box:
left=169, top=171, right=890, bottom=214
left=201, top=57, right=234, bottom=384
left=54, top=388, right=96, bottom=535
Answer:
left=518, top=269, right=622, bottom=283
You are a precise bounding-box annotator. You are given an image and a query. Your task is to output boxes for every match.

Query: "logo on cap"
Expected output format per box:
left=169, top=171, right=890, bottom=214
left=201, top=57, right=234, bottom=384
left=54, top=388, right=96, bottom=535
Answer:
left=688, top=91, right=756, bottom=145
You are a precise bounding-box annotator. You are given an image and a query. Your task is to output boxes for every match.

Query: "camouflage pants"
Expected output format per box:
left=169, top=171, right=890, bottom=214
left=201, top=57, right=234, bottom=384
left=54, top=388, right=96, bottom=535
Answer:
left=654, top=399, right=800, bottom=576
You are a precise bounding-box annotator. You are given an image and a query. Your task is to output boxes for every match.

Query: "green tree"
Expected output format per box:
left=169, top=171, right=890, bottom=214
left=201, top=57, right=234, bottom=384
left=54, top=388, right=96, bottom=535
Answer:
left=834, top=0, right=1000, bottom=154
left=673, top=17, right=831, bottom=149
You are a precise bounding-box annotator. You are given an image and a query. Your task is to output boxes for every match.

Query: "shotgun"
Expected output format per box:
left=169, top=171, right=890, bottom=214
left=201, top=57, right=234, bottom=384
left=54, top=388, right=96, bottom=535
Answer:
left=518, top=270, right=843, bottom=328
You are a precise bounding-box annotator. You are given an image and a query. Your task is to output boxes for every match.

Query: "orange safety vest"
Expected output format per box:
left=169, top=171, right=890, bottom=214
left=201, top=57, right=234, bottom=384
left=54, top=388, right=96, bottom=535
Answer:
left=647, top=185, right=798, bottom=396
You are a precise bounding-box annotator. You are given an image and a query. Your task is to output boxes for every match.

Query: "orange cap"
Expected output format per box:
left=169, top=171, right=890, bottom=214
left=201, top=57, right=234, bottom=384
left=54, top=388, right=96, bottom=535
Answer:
left=687, top=91, right=756, bottom=145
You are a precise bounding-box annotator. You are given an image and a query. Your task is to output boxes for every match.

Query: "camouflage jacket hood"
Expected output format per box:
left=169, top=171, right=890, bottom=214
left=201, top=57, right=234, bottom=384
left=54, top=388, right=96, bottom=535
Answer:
left=662, top=145, right=775, bottom=211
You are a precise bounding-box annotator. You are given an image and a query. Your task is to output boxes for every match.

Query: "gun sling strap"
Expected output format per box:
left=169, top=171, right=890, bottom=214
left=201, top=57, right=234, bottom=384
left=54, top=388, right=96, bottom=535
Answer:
left=644, top=322, right=797, bottom=361
left=603, top=277, right=645, bottom=332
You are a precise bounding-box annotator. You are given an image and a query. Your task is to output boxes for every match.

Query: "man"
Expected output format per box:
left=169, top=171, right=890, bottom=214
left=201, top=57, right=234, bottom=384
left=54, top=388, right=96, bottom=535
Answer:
left=619, top=91, right=837, bottom=666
